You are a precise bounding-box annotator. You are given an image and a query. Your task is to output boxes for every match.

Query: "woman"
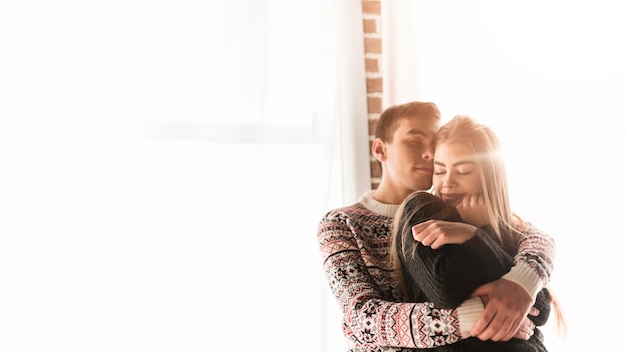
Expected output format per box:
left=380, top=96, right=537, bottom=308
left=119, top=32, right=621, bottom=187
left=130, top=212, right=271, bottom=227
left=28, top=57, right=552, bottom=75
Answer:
left=390, top=115, right=565, bottom=351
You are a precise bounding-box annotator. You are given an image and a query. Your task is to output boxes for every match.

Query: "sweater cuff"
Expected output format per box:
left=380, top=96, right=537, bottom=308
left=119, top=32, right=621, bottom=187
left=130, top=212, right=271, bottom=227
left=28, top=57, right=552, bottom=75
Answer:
left=457, top=297, right=484, bottom=339
left=501, top=263, right=542, bottom=303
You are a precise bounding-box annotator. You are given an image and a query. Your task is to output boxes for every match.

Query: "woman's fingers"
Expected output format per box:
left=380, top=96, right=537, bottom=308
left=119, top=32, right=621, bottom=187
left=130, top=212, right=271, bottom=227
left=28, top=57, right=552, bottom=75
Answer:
left=412, top=221, right=438, bottom=246
left=412, top=220, right=477, bottom=248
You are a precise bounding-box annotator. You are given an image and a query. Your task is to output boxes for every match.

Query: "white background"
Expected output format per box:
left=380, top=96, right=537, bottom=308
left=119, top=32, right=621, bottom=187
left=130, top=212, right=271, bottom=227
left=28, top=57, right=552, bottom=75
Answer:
left=2, top=1, right=625, bottom=351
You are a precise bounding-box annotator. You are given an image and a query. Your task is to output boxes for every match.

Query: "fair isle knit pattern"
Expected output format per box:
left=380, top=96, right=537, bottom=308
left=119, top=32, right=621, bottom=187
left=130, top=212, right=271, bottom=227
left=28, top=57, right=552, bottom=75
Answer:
left=317, top=191, right=555, bottom=351
left=512, top=223, right=556, bottom=287
left=319, top=202, right=462, bottom=350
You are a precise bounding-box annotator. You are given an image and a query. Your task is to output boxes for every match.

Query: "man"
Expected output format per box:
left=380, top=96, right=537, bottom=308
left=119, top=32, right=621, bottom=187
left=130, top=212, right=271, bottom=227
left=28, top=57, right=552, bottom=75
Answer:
left=317, top=101, right=554, bottom=351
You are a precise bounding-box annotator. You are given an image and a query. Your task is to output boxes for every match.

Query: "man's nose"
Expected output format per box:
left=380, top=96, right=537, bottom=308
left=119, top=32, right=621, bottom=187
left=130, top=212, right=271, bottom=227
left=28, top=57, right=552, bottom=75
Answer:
left=423, top=147, right=434, bottom=160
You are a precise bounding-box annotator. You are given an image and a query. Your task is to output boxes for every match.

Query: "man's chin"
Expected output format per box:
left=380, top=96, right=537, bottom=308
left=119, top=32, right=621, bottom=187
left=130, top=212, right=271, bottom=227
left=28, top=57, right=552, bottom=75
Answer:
left=413, top=181, right=433, bottom=192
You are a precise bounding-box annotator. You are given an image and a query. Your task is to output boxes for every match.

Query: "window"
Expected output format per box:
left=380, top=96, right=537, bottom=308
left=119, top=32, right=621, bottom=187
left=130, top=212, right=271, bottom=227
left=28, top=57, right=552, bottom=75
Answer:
left=1, top=1, right=368, bottom=351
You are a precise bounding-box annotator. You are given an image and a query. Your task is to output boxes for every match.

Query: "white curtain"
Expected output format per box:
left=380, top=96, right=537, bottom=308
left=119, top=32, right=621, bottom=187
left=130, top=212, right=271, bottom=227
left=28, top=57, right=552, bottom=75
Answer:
left=381, top=0, right=421, bottom=107
left=382, top=1, right=626, bottom=351
left=0, top=1, right=369, bottom=351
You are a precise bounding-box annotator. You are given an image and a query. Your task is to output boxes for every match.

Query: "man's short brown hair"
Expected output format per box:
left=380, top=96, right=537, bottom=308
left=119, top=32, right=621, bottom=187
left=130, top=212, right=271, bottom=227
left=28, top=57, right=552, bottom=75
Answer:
left=375, top=101, right=441, bottom=142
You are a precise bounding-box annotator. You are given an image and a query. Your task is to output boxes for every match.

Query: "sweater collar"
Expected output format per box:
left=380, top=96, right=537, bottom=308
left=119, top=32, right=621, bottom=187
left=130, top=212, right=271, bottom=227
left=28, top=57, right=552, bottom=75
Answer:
left=359, top=188, right=435, bottom=218
left=358, top=190, right=400, bottom=218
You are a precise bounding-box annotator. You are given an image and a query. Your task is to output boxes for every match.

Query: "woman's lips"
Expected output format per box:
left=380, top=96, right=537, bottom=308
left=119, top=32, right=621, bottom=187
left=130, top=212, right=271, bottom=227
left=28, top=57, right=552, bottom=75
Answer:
left=440, top=193, right=464, bottom=204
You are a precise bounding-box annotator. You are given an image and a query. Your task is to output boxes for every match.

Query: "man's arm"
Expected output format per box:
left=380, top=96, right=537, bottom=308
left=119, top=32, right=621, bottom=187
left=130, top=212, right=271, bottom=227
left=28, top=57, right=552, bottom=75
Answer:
left=469, top=222, right=556, bottom=341
left=318, top=209, right=482, bottom=348
left=504, top=222, right=556, bottom=298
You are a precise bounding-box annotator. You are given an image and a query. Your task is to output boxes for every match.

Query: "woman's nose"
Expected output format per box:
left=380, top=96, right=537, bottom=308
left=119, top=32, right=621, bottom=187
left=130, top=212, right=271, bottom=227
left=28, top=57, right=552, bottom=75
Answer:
left=442, top=173, right=455, bottom=187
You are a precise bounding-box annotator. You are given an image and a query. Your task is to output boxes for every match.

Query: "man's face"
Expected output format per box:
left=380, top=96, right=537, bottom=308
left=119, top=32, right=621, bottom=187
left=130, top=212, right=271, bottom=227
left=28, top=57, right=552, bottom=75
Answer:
left=383, top=116, right=439, bottom=192
left=433, top=141, right=482, bottom=207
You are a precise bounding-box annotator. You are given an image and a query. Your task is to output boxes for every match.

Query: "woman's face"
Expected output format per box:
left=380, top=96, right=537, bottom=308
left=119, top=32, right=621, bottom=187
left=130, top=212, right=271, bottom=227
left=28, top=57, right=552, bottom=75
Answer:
left=432, top=141, right=482, bottom=207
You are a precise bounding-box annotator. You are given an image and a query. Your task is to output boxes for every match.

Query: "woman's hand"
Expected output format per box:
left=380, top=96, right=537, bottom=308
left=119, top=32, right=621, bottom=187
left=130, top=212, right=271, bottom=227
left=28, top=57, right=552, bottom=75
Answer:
left=412, top=220, right=477, bottom=249
left=456, top=193, right=490, bottom=227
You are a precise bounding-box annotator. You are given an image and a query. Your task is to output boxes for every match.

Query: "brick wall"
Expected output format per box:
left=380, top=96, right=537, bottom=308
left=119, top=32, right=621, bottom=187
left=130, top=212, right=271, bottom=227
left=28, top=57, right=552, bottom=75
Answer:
left=362, top=0, right=382, bottom=190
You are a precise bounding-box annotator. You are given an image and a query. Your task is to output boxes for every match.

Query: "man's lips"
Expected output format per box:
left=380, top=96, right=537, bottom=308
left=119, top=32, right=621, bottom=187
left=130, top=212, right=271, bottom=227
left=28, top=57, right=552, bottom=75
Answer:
left=415, top=167, right=433, bottom=176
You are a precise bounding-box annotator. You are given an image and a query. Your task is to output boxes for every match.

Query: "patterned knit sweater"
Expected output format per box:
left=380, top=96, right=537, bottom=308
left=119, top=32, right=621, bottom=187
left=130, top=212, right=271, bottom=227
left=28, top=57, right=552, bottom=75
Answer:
left=317, top=190, right=555, bottom=351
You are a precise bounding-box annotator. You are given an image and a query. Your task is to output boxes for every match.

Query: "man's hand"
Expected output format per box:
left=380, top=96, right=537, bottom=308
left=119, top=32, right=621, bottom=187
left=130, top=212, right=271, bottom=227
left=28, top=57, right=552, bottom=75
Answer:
left=412, top=220, right=477, bottom=249
left=512, top=316, right=537, bottom=341
left=469, top=278, right=536, bottom=341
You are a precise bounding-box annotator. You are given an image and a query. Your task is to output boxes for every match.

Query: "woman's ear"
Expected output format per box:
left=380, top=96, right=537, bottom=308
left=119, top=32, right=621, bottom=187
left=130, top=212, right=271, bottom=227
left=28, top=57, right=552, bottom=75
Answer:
left=371, top=138, right=387, bottom=162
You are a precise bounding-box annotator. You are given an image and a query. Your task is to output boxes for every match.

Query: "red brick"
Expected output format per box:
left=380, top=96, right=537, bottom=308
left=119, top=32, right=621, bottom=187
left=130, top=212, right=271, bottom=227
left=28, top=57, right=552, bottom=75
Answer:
left=362, top=1, right=381, bottom=15
left=365, top=58, right=379, bottom=73
left=367, top=77, right=382, bottom=93
left=370, top=160, right=382, bottom=178
left=367, top=96, right=382, bottom=114
left=364, top=37, right=382, bottom=54
left=368, top=118, right=378, bottom=136
left=363, top=19, right=377, bottom=33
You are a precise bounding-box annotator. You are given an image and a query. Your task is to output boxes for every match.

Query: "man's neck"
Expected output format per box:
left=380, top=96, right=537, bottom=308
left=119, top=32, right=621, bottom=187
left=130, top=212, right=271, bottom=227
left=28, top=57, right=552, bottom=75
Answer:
left=372, top=185, right=412, bottom=205
left=373, top=182, right=433, bottom=205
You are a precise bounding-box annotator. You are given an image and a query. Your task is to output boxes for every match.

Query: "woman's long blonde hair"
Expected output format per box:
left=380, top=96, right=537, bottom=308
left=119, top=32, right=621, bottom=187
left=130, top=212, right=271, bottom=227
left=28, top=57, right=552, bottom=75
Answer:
left=392, top=115, right=566, bottom=338
left=440, top=116, right=566, bottom=337
left=436, top=115, right=520, bottom=243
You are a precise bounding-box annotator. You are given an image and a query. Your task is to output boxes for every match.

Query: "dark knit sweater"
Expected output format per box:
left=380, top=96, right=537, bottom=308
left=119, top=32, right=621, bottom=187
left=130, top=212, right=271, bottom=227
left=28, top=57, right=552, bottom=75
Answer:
left=396, top=191, right=551, bottom=351
left=318, top=190, right=556, bottom=351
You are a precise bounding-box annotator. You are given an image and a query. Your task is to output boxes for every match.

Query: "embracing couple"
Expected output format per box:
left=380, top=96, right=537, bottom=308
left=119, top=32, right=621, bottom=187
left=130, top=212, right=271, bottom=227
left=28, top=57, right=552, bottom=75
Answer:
left=318, top=101, right=565, bottom=351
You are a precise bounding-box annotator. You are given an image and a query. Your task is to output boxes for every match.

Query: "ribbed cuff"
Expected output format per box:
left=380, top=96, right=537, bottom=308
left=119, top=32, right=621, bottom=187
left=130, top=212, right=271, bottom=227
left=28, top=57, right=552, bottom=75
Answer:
left=502, top=264, right=542, bottom=303
left=457, top=297, right=484, bottom=339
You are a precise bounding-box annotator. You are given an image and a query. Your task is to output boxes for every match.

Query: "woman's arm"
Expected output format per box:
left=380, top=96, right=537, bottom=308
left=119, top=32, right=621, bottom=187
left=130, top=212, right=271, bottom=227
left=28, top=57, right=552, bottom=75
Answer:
left=395, top=192, right=515, bottom=308
left=400, top=223, right=513, bottom=308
